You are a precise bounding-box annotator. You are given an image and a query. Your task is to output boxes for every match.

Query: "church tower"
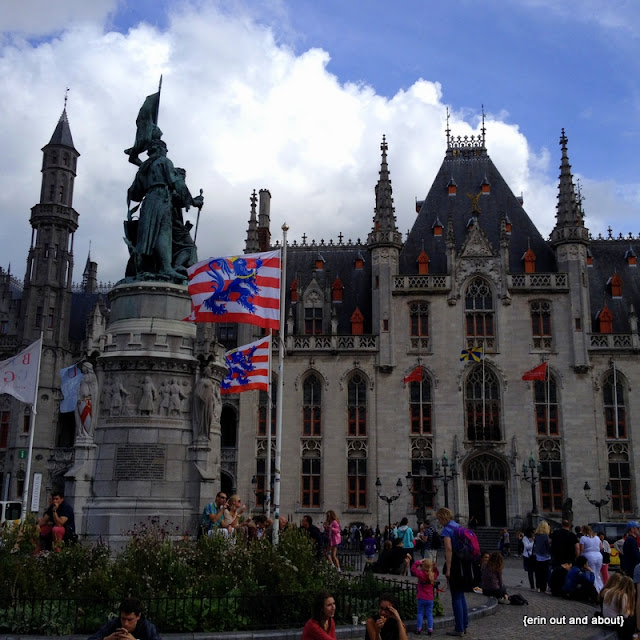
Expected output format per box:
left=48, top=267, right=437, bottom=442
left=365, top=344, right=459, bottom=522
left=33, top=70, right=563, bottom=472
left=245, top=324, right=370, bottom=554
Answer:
left=549, top=129, right=591, bottom=370
left=21, top=105, right=79, bottom=349
left=367, top=135, right=403, bottom=370
left=20, top=105, right=80, bottom=467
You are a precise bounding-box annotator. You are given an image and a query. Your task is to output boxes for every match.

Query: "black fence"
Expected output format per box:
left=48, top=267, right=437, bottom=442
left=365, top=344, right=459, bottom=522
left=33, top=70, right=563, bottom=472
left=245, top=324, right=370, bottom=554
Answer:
left=0, top=575, right=416, bottom=635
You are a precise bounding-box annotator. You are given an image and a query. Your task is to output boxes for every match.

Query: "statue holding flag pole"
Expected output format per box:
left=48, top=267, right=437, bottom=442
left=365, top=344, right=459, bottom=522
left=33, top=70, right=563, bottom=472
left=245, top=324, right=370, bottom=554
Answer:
left=123, top=79, right=204, bottom=284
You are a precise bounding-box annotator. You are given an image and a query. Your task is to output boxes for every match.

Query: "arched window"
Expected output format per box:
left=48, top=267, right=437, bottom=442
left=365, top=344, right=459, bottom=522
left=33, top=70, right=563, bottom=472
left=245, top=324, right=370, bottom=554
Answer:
left=465, top=366, right=500, bottom=441
left=534, top=374, right=559, bottom=436
left=465, top=277, right=494, bottom=342
left=538, top=439, right=563, bottom=512
left=348, top=373, right=367, bottom=436
left=409, top=371, right=431, bottom=434
left=603, top=370, right=626, bottom=439
left=303, top=374, right=322, bottom=436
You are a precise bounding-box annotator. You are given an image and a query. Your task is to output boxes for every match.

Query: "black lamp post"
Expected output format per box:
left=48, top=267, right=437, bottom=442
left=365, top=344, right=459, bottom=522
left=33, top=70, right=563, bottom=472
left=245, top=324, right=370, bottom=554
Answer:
left=434, top=452, right=458, bottom=508
left=584, top=481, right=612, bottom=521
left=376, top=477, right=403, bottom=534
left=406, top=464, right=438, bottom=524
left=521, top=453, right=541, bottom=515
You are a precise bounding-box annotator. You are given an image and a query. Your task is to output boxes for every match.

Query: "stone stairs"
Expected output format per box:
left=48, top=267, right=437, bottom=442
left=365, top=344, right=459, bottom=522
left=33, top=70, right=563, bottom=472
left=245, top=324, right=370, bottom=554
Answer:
left=473, top=526, right=505, bottom=554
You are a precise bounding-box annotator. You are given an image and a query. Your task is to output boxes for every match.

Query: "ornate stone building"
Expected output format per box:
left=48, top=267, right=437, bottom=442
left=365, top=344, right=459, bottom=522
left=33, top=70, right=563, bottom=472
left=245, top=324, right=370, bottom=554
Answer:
left=1, top=106, right=638, bottom=535
left=234, top=126, right=640, bottom=530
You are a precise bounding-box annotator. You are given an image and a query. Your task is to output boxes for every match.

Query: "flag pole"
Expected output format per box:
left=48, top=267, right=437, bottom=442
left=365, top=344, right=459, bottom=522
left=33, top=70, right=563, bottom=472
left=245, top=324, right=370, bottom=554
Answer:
left=20, top=332, right=44, bottom=521
left=265, top=334, right=272, bottom=519
left=612, top=359, right=618, bottom=436
left=546, top=360, right=550, bottom=435
left=272, top=223, right=288, bottom=545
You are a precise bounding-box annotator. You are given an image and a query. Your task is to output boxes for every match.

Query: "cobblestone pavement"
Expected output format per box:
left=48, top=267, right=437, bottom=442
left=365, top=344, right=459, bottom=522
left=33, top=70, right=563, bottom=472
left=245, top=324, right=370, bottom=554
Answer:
left=406, top=555, right=616, bottom=639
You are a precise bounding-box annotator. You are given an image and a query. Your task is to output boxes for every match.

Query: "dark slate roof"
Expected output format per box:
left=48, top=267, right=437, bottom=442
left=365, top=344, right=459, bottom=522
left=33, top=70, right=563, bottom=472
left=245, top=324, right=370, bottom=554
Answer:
left=284, top=243, right=372, bottom=334
left=587, top=240, right=640, bottom=332
left=46, top=109, right=77, bottom=151
left=69, top=291, right=107, bottom=343
left=401, top=150, right=557, bottom=274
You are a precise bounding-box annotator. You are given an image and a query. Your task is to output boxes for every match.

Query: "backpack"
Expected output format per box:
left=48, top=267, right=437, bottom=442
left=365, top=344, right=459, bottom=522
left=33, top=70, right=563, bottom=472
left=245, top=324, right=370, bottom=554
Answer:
left=509, top=593, right=528, bottom=605
left=452, top=525, right=480, bottom=561
left=430, top=530, right=442, bottom=550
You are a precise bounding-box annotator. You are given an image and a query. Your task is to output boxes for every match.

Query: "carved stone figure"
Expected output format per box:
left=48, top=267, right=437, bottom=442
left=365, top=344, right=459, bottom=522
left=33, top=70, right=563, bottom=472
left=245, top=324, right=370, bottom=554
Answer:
left=109, top=376, right=130, bottom=417
left=168, top=378, right=185, bottom=416
left=158, top=381, right=170, bottom=416
left=75, top=362, right=98, bottom=439
left=192, top=366, right=219, bottom=440
left=138, top=376, right=157, bottom=415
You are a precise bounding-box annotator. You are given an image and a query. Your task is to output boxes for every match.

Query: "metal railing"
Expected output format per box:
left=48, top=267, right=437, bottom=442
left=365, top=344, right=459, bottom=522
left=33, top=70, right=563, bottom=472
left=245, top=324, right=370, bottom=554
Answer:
left=0, top=574, right=415, bottom=635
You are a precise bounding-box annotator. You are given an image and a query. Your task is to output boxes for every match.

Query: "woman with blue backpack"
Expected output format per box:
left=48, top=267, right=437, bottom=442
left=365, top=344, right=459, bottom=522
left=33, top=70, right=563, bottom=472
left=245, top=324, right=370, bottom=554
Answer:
left=436, top=507, right=480, bottom=637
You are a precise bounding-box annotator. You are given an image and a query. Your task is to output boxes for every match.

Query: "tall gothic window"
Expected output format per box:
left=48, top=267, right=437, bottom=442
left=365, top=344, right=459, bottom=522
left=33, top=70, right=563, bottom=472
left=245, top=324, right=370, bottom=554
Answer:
left=410, top=302, right=429, bottom=336
left=465, top=366, right=500, bottom=441
left=301, top=457, right=321, bottom=508
left=347, top=458, right=367, bottom=509
left=609, top=446, right=632, bottom=513
left=303, top=374, right=322, bottom=436
left=347, top=373, right=367, bottom=436
left=465, top=277, right=494, bottom=340
left=409, top=372, right=432, bottom=434
left=255, top=455, right=275, bottom=510
left=538, top=440, right=563, bottom=512
left=603, top=371, right=626, bottom=439
left=534, top=375, right=559, bottom=436
left=530, top=300, right=552, bottom=349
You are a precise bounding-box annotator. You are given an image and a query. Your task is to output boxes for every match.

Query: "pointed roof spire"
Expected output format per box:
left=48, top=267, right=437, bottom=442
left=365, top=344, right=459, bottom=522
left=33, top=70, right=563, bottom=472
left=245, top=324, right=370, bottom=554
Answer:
left=555, top=128, right=583, bottom=227
left=550, top=129, right=589, bottom=245
left=245, top=189, right=259, bottom=253
left=47, top=89, right=76, bottom=150
left=372, top=135, right=397, bottom=232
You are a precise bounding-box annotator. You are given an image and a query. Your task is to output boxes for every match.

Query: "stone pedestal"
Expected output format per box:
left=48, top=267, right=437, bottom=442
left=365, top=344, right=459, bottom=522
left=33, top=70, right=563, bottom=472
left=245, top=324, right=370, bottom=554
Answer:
left=83, top=282, right=226, bottom=545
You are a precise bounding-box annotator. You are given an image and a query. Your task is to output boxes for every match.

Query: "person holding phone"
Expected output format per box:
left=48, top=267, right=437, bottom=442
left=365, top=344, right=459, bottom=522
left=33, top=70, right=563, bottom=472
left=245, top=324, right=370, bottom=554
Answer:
left=88, top=598, right=160, bottom=640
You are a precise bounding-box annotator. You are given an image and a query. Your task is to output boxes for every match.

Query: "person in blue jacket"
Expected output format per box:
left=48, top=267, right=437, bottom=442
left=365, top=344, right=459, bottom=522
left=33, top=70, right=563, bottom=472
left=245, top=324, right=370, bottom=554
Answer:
left=88, top=598, right=161, bottom=640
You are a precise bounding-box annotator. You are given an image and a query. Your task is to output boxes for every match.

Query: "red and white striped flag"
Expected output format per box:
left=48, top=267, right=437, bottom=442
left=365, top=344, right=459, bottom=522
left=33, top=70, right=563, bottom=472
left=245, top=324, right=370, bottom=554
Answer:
left=186, top=250, right=281, bottom=329
left=221, top=336, right=271, bottom=395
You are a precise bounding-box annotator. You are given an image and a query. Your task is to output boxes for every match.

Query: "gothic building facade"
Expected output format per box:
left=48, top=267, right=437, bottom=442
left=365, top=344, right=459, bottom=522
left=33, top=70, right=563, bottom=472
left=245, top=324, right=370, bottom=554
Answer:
left=232, top=127, right=640, bottom=531
left=1, top=106, right=638, bottom=533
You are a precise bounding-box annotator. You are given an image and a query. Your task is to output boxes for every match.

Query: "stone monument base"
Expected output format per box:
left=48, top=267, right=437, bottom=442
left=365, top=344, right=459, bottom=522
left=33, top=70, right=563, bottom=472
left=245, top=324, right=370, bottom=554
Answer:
left=82, top=282, right=225, bottom=544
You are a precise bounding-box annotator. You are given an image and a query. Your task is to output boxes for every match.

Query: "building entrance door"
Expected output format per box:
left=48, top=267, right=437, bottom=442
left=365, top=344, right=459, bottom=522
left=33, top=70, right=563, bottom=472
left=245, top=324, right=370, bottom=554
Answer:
left=465, top=454, right=508, bottom=527
left=468, top=484, right=486, bottom=526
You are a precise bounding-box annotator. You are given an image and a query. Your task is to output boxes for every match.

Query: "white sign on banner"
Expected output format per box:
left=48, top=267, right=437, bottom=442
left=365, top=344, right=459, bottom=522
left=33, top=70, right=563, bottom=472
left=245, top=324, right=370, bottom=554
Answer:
left=30, top=472, right=42, bottom=512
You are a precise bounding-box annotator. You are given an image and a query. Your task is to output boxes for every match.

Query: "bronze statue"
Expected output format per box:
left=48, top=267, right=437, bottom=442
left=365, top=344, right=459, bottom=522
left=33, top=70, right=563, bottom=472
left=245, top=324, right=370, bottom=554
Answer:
left=123, top=84, right=203, bottom=284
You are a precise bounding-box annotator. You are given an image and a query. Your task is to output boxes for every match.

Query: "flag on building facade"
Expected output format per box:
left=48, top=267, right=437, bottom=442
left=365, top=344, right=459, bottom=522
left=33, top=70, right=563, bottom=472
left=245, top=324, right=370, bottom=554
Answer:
left=0, top=338, right=42, bottom=405
left=522, top=362, right=548, bottom=381
left=59, top=363, right=83, bottom=413
left=221, top=336, right=271, bottom=394
left=187, top=250, right=281, bottom=329
left=403, top=366, right=423, bottom=384
left=460, top=347, right=484, bottom=362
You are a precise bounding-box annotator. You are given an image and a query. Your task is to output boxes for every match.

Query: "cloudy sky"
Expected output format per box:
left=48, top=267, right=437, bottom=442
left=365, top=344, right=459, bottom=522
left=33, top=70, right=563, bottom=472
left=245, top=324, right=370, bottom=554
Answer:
left=0, top=0, right=638, bottom=285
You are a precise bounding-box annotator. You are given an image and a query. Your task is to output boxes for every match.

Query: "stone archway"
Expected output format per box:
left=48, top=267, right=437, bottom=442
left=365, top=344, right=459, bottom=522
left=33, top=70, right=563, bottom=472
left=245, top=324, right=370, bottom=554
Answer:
left=465, top=454, right=509, bottom=527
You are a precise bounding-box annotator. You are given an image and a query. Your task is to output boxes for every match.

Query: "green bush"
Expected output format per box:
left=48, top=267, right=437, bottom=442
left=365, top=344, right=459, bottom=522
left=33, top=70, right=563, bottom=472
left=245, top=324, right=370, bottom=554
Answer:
left=0, top=519, right=413, bottom=634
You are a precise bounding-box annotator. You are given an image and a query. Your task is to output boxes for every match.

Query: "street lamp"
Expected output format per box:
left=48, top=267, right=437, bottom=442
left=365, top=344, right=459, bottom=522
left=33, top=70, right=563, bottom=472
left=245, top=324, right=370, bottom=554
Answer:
left=376, top=477, right=403, bottom=535
left=434, top=452, right=458, bottom=508
left=406, top=463, right=438, bottom=524
left=521, top=453, right=541, bottom=515
left=583, top=481, right=612, bottom=521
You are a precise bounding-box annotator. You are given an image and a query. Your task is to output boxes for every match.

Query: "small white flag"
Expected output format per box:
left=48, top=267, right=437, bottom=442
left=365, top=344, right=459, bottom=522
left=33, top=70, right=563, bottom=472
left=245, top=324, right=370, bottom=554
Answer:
left=0, top=338, right=42, bottom=405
